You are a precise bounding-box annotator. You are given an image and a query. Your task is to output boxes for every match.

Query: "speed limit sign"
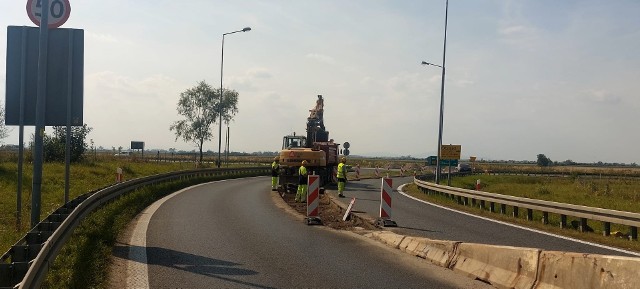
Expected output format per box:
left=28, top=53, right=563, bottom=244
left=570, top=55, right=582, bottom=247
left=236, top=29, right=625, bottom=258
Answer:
left=26, top=0, right=71, bottom=29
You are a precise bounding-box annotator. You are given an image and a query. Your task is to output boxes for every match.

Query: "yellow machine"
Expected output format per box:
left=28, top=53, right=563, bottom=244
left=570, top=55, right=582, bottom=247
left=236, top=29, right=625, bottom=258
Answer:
left=278, top=95, right=340, bottom=193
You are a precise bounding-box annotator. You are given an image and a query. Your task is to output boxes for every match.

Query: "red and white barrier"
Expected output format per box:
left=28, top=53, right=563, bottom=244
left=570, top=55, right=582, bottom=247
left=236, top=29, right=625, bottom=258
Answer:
left=377, top=177, right=397, bottom=227
left=475, top=179, right=481, bottom=190
left=374, top=166, right=380, bottom=178
left=355, top=164, right=360, bottom=180
left=306, top=175, right=322, bottom=225
left=343, top=197, right=356, bottom=221
left=116, top=167, right=124, bottom=183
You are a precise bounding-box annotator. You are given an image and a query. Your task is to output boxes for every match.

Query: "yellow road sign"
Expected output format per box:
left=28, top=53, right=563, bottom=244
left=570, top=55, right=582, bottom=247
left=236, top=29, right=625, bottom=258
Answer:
left=440, top=145, right=461, bottom=160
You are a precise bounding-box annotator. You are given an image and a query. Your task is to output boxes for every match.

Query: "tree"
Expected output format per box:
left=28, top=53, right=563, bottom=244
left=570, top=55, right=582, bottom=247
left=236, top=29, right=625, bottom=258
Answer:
left=170, top=80, right=239, bottom=163
left=42, top=124, right=93, bottom=162
left=536, top=154, right=552, bottom=167
left=0, top=104, right=11, bottom=143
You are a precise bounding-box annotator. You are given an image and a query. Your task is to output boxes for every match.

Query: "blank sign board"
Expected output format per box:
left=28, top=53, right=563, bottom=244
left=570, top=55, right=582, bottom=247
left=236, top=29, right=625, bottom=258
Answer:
left=5, top=26, right=84, bottom=126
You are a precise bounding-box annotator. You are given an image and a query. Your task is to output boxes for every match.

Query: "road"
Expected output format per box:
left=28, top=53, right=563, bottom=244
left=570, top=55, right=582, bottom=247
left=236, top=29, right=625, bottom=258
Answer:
left=115, top=177, right=493, bottom=288
left=332, top=176, right=637, bottom=257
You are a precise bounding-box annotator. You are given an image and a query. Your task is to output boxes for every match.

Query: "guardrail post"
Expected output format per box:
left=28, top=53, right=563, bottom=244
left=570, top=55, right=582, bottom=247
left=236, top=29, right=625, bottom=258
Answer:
left=580, top=218, right=588, bottom=233
left=630, top=226, right=638, bottom=241
left=471, top=198, right=476, bottom=207
left=489, top=202, right=495, bottom=213
left=500, top=204, right=506, bottom=214
left=513, top=206, right=519, bottom=218
left=560, top=215, right=567, bottom=229
left=602, top=222, right=610, bottom=236
left=479, top=200, right=485, bottom=210
left=464, top=197, right=469, bottom=206
left=456, top=196, right=462, bottom=204
left=526, top=209, right=533, bottom=221
left=542, top=212, right=549, bottom=225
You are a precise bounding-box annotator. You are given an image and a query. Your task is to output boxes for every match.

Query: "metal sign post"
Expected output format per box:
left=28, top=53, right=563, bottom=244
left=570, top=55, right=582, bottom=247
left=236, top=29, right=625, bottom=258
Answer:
left=31, top=0, right=50, bottom=229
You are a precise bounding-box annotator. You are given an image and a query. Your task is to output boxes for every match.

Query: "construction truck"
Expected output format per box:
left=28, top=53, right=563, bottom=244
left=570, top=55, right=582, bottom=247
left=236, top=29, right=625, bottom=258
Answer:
left=278, top=95, right=341, bottom=193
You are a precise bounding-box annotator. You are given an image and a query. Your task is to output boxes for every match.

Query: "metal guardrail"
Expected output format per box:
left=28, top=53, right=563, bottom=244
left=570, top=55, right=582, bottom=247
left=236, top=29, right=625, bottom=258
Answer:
left=0, top=167, right=269, bottom=289
left=414, top=177, right=640, bottom=241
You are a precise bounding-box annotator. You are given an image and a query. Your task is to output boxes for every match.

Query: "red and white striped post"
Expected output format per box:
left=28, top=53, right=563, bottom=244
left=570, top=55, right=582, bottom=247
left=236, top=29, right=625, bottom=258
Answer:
left=306, top=175, right=322, bottom=225
left=116, top=167, right=123, bottom=183
left=377, top=177, right=397, bottom=227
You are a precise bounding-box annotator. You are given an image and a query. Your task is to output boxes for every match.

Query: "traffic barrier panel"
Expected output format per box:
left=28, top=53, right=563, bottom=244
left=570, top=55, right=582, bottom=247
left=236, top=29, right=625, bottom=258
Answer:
left=377, top=177, right=397, bottom=227
left=533, top=251, right=640, bottom=289
left=306, top=175, right=322, bottom=225
left=116, top=167, right=124, bottom=183
left=451, top=243, right=540, bottom=289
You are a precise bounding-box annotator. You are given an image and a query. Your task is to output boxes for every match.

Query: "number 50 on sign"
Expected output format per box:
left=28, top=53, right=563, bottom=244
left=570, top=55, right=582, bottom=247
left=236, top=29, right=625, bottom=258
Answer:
left=26, top=0, right=71, bottom=29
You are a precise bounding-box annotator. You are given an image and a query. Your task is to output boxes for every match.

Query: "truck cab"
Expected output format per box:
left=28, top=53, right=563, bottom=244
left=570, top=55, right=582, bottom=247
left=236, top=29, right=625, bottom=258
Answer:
left=282, top=135, right=307, bottom=149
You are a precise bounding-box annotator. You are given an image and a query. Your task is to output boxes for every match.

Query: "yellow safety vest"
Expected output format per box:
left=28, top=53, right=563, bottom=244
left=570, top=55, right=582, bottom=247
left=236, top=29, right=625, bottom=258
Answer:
left=337, top=163, right=345, bottom=178
left=299, top=166, right=307, bottom=176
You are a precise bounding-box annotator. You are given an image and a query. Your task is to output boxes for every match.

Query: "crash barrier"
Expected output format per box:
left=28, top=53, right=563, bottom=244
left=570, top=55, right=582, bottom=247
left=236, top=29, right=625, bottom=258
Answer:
left=306, top=175, right=322, bottom=225
left=0, top=167, right=269, bottom=289
left=365, top=231, right=640, bottom=289
left=414, top=178, right=640, bottom=240
left=377, top=178, right=397, bottom=227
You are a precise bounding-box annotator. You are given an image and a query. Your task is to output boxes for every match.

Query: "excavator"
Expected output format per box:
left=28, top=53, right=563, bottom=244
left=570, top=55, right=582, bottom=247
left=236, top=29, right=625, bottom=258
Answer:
left=277, top=95, right=341, bottom=193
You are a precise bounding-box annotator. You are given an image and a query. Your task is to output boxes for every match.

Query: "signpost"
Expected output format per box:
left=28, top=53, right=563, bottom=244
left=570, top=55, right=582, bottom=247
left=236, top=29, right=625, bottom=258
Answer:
left=26, top=0, right=71, bottom=29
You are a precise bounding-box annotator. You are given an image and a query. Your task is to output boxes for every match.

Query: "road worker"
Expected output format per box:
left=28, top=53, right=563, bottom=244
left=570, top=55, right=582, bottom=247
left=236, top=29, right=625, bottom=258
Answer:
left=295, top=160, right=309, bottom=202
left=337, top=157, right=347, bottom=197
left=271, top=156, right=280, bottom=191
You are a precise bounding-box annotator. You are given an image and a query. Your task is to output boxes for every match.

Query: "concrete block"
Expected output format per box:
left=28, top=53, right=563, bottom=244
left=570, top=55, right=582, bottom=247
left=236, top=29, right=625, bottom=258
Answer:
left=534, top=251, right=640, bottom=289
left=417, top=239, right=460, bottom=268
left=451, top=243, right=540, bottom=289
left=367, top=231, right=405, bottom=249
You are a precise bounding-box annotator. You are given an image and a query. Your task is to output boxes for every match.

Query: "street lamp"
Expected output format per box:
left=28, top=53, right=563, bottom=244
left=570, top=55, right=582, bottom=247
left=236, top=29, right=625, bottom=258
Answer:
left=218, top=27, right=251, bottom=168
left=422, top=0, right=449, bottom=184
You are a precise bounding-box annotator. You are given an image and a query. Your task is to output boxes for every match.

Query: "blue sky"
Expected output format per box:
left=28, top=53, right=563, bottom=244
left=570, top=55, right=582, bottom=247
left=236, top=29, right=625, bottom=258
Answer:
left=2, top=1, right=639, bottom=163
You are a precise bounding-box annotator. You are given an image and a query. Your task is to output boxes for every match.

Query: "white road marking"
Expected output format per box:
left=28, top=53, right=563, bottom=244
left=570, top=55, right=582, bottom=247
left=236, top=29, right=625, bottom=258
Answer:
left=396, top=183, right=640, bottom=257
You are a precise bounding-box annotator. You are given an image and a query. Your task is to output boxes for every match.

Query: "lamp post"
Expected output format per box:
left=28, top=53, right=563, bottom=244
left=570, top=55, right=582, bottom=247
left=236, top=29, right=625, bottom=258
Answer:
left=422, top=0, right=449, bottom=184
left=218, top=27, right=251, bottom=168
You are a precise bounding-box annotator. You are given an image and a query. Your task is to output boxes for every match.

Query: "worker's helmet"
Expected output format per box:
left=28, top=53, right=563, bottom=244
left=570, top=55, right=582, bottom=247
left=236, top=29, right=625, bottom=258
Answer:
left=341, top=157, right=346, bottom=163
left=302, top=160, right=308, bottom=165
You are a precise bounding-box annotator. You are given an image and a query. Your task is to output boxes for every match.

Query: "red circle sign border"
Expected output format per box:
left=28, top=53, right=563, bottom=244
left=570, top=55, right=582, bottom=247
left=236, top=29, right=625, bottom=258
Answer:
left=26, top=0, right=71, bottom=29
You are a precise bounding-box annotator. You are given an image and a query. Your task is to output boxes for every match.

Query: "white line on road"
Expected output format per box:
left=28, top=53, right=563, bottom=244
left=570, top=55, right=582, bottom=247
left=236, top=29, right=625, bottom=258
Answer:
left=396, top=183, right=640, bottom=257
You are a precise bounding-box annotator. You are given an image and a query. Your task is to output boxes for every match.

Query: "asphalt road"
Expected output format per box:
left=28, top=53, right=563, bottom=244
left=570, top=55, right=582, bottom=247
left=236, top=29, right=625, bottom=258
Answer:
left=128, top=177, right=493, bottom=289
left=332, top=176, right=637, bottom=257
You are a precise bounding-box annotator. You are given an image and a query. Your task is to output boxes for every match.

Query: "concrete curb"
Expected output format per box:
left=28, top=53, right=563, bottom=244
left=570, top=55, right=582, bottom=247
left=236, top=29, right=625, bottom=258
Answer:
left=533, top=251, right=640, bottom=289
left=451, top=243, right=540, bottom=289
left=325, top=189, right=640, bottom=289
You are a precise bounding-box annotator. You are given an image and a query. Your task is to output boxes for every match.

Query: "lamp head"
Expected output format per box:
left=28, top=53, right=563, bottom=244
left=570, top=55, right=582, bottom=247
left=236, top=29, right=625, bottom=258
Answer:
left=242, top=27, right=252, bottom=32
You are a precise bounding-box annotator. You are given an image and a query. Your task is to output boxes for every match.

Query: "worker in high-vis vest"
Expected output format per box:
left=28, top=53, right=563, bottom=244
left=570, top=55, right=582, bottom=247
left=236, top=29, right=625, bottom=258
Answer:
left=337, top=157, right=347, bottom=197
left=271, top=156, right=279, bottom=191
left=295, top=160, right=309, bottom=202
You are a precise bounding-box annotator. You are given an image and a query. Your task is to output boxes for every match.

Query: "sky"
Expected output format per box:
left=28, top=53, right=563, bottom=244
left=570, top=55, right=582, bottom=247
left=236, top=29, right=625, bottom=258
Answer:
left=1, top=1, right=639, bottom=164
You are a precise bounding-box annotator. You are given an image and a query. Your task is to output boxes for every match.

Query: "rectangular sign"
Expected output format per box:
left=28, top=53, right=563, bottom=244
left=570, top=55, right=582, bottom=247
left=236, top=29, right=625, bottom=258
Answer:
left=131, top=141, right=145, bottom=150
left=5, top=26, right=84, bottom=126
left=440, top=144, right=461, bottom=160
left=425, top=156, right=458, bottom=166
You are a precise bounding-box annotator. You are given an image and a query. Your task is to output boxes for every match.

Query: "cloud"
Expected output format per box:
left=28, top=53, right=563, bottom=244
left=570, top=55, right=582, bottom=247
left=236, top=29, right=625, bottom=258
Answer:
left=86, top=32, right=121, bottom=44
left=585, top=89, right=621, bottom=104
left=306, top=53, right=336, bottom=65
left=499, top=25, right=527, bottom=36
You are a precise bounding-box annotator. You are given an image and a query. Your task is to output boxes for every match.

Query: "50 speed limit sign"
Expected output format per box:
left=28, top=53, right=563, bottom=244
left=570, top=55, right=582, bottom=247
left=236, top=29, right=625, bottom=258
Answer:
left=26, top=0, right=71, bottom=29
